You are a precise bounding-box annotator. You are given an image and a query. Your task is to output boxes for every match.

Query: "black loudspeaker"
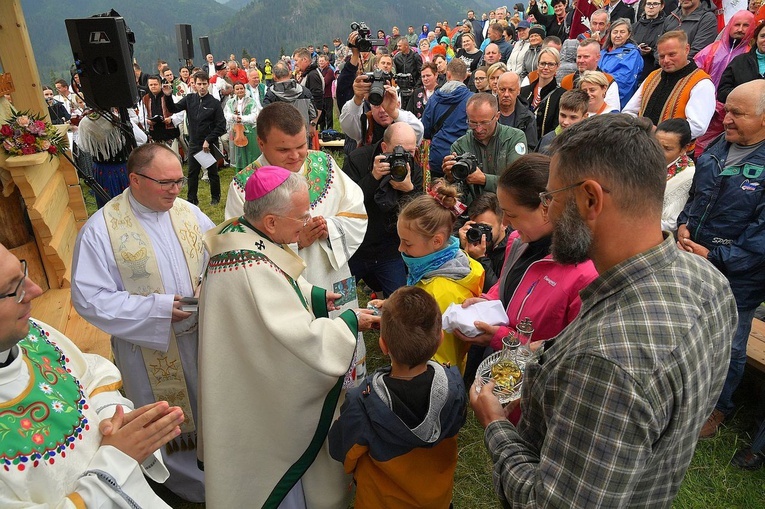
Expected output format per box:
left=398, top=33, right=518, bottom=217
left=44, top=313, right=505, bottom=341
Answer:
left=65, top=16, right=138, bottom=109
left=199, top=36, right=211, bottom=59
left=176, top=24, right=194, bottom=60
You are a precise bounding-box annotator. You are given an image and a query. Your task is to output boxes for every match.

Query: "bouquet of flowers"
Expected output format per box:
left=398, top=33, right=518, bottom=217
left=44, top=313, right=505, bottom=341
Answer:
left=0, top=109, right=68, bottom=159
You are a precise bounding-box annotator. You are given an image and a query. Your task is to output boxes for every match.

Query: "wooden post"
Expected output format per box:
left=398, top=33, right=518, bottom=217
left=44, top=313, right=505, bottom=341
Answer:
left=0, top=1, right=48, bottom=120
left=0, top=0, right=88, bottom=289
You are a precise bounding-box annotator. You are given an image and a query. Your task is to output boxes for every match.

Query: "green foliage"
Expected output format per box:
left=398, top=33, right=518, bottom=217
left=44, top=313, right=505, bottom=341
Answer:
left=208, top=0, right=479, bottom=62
left=24, top=0, right=235, bottom=81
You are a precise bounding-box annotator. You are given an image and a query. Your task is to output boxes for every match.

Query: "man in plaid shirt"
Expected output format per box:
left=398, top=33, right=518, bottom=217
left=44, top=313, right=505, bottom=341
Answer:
left=471, top=114, right=737, bottom=508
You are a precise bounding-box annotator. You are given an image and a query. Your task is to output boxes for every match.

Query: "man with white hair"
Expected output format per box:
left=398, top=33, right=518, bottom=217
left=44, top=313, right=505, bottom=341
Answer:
left=678, top=80, right=765, bottom=440
left=200, top=166, right=378, bottom=508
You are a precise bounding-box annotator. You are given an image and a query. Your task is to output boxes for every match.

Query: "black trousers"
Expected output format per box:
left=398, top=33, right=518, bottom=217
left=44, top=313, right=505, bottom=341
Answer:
left=320, top=97, right=334, bottom=131
left=187, top=142, right=220, bottom=204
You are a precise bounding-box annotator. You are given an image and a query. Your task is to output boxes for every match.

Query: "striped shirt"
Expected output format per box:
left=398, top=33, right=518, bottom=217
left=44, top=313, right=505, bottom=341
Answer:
left=485, top=234, right=737, bottom=508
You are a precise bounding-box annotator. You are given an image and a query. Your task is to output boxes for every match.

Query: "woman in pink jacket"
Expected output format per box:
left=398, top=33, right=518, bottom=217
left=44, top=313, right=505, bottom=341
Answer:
left=457, top=154, right=598, bottom=383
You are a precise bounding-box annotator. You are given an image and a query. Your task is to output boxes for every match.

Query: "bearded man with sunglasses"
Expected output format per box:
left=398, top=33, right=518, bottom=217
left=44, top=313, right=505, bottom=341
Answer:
left=72, top=142, right=214, bottom=503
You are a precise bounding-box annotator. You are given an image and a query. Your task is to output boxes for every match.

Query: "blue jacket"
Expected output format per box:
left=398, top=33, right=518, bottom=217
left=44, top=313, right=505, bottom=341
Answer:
left=599, top=43, right=644, bottom=109
left=422, top=82, right=473, bottom=177
left=677, top=137, right=765, bottom=309
left=328, top=362, right=466, bottom=508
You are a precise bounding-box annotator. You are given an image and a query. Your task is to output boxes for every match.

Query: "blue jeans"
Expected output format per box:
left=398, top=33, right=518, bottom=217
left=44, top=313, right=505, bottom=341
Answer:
left=717, top=306, right=756, bottom=416
left=348, top=255, right=407, bottom=299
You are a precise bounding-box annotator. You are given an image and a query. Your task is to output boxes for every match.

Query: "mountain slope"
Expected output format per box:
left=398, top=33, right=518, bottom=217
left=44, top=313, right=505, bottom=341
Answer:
left=23, top=0, right=234, bottom=81
left=22, top=0, right=495, bottom=84
left=209, top=0, right=494, bottom=61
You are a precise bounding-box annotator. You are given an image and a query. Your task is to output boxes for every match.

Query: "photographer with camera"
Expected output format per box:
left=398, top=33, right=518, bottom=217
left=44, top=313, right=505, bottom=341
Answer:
left=442, top=93, right=527, bottom=204
left=139, top=76, right=181, bottom=144
left=339, top=26, right=423, bottom=151
left=342, top=122, right=422, bottom=297
left=457, top=193, right=509, bottom=293
left=393, top=38, right=423, bottom=89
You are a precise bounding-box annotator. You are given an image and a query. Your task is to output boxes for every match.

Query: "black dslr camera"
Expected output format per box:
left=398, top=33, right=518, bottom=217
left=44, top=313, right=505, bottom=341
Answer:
left=350, top=22, right=386, bottom=53
left=395, top=73, right=414, bottom=90
left=364, top=71, right=417, bottom=106
left=466, top=223, right=493, bottom=246
left=382, top=145, right=412, bottom=182
left=451, top=153, right=479, bottom=182
left=364, top=69, right=391, bottom=106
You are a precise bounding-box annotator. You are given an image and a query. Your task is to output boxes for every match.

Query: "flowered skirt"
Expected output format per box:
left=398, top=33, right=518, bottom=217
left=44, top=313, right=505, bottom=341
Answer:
left=92, top=161, right=129, bottom=208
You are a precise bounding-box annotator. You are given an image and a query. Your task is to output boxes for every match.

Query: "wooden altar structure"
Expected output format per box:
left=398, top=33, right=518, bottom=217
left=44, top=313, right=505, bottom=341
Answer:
left=0, top=0, right=109, bottom=358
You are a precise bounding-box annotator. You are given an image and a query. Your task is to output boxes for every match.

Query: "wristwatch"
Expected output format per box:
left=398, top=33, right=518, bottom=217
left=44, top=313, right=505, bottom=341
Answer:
left=310, top=121, right=317, bottom=126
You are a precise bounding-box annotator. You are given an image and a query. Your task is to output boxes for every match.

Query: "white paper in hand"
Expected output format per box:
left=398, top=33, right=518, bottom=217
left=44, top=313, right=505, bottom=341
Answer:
left=442, top=300, right=509, bottom=337
left=193, top=150, right=217, bottom=168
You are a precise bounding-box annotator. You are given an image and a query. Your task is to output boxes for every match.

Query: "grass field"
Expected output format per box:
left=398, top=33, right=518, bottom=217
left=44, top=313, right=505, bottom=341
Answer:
left=80, top=150, right=765, bottom=508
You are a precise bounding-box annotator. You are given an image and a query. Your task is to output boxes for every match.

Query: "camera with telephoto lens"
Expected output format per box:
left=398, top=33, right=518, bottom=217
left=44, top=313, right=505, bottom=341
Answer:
left=350, top=22, right=386, bottom=53
left=466, top=223, right=493, bottom=246
left=364, top=69, right=391, bottom=106
left=451, top=152, right=479, bottom=182
left=382, top=145, right=412, bottom=182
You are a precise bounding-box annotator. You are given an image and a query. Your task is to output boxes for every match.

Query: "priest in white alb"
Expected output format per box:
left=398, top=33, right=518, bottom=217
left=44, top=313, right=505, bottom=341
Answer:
left=71, top=143, right=213, bottom=503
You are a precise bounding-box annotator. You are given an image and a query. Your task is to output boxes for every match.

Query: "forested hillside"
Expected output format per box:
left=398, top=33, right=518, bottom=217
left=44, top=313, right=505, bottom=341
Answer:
left=23, top=0, right=493, bottom=84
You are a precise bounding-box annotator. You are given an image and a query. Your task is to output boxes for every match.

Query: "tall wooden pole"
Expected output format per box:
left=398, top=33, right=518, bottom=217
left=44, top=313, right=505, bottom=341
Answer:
left=0, top=0, right=48, bottom=119
left=0, top=0, right=88, bottom=289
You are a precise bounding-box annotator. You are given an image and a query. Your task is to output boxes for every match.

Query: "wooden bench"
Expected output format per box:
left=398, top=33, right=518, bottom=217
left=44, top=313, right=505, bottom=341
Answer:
left=319, top=139, right=345, bottom=156
left=319, top=139, right=345, bottom=148
left=747, top=318, right=765, bottom=373
left=31, top=288, right=112, bottom=360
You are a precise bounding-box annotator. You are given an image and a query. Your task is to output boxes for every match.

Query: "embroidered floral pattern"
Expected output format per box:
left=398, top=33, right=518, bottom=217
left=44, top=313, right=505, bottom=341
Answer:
left=305, top=151, right=332, bottom=208
left=233, top=165, right=259, bottom=192
left=208, top=224, right=309, bottom=310
left=0, top=322, right=89, bottom=471
left=208, top=250, right=283, bottom=277
left=666, top=154, right=690, bottom=181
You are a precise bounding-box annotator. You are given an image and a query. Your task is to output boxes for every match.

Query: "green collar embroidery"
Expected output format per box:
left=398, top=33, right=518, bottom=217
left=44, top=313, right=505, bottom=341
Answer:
left=0, top=322, right=87, bottom=471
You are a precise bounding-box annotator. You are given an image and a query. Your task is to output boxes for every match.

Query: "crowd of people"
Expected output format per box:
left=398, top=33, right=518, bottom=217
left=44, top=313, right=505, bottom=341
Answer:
left=6, top=0, right=765, bottom=507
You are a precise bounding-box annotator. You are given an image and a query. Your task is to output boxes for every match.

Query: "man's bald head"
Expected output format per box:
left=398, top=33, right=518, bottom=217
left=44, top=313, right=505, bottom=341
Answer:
left=382, top=122, right=418, bottom=154
left=498, top=71, right=520, bottom=89
left=497, top=72, right=521, bottom=111
left=732, top=80, right=765, bottom=115
left=484, top=43, right=501, bottom=64
left=723, top=80, right=765, bottom=145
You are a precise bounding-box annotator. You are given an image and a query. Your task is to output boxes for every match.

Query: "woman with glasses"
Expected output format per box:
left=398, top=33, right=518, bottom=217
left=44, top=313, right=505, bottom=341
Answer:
left=633, top=0, right=667, bottom=82
left=599, top=18, right=644, bottom=108
left=520, top=47, right=565, bottom=139
left=418, top=37, right=434, bottom=62
left=471, top=66, right=491, bottom=93
left=455, top=154, right=597, bottom=394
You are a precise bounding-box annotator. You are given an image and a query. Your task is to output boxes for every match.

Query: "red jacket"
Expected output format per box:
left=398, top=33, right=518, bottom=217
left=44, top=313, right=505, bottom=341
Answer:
left=484, top=231, right=598, bottom=350
left=227, top=69, right=248, bottom=84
